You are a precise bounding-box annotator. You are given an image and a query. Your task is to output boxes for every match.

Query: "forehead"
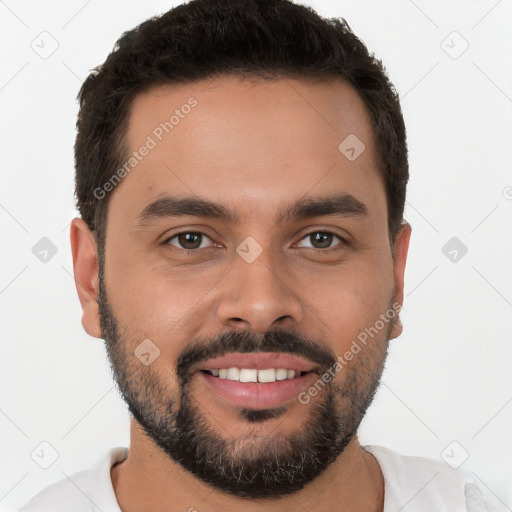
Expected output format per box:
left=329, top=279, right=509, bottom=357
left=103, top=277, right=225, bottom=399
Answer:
left=110, top=75, right=386, bottom=227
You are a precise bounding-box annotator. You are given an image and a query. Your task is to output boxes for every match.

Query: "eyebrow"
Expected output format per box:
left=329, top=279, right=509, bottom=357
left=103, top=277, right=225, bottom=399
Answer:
left=136, top=192, right=368, bottom=226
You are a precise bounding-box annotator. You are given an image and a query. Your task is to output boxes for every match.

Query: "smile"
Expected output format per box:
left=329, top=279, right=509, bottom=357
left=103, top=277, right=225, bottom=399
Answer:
left=196, top=352, right=320, bottom=409
left=201, top=367, right=308, bottom=382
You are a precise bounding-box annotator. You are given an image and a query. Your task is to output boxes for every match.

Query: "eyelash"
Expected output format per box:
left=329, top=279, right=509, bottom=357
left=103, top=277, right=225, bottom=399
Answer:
left=162, top=230, right=348, bottom=252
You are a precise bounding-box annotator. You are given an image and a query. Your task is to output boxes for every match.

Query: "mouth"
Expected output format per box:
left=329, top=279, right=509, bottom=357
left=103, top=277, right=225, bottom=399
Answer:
left=195, top=352, right=320, bottom=409
left=200, top=368, right=310, bottom=381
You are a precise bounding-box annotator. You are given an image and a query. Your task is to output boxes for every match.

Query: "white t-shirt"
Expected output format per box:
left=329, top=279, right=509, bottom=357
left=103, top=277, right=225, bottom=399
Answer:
left=19, top=445, right=493, bottom=511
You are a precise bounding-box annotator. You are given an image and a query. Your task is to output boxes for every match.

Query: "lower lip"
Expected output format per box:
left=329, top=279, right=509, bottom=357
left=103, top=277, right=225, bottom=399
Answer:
left=196, top=371, right=317, bottom=409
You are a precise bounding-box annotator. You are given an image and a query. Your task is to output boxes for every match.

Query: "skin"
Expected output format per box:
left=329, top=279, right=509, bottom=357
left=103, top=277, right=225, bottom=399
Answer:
left=71, top=75, right=411, bottom=511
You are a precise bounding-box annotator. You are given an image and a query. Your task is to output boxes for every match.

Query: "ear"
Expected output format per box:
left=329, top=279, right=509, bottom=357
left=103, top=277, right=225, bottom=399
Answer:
left=70, top=218, right=102, bottom=339
left=389, top=221, right=411, bottom=339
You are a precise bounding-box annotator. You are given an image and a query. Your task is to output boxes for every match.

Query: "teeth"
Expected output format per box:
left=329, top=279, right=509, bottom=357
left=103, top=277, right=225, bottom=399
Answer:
left=239, top=368, right=258, bottom=382
left=275, top=368, right=288, bottom=380
left=207, top=368, right=303, bottom=382
left=226, top=367, right=240, bottom=380
left=258, top=368, right=276, bottom=383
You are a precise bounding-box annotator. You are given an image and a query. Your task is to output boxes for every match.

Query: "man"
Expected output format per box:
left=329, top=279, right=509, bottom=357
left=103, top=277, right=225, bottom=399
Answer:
left=21, top=0, right=491, bottom=510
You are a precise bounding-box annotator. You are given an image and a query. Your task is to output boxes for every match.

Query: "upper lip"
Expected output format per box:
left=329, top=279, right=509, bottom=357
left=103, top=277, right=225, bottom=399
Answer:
left=198, top=352, right=319, bottom=373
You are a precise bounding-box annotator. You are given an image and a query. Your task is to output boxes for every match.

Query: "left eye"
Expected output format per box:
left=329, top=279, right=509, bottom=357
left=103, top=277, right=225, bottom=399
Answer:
left=296, top=231, right=343, bottom=249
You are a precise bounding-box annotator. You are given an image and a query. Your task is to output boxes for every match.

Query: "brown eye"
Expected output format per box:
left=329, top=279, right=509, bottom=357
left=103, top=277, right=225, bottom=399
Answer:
left=297, top=231, right=343, bottom=249
left=167, top=232, right=212, bottom=250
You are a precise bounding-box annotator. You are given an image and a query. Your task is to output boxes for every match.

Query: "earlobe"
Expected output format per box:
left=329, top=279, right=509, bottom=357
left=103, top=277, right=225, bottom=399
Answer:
left=390, top=221, right=412, bottom=340
left=70, top=218, right=102, bottom=339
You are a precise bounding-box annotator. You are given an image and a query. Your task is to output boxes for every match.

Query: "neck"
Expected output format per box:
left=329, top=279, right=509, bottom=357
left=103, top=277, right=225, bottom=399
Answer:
left=111, top=420, right=384, bottom=512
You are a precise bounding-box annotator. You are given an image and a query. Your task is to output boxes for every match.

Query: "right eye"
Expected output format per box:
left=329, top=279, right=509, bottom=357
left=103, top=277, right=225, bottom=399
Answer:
left=164, top=231, right=215, bottom=251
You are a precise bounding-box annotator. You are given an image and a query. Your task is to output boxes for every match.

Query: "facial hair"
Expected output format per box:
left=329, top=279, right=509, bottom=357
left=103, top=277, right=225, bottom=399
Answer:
left=97, top=257, right=394, bottom=499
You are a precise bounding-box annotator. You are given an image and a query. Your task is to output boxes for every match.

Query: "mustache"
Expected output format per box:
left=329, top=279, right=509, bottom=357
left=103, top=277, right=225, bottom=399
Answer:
left=176, top=327, right=337, bottom=384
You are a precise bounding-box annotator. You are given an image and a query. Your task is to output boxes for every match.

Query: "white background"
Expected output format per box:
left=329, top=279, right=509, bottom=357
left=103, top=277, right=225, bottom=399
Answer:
left=1, top=0, right=511, bottom=510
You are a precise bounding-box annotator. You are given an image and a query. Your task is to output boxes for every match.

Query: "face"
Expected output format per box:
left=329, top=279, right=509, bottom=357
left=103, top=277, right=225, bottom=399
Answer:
left=74, top=75, right=410, bottom=498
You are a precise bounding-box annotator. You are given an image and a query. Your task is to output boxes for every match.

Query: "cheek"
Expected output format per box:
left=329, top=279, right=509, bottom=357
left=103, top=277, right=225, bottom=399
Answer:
left=104, top=251, right=226, bottom=350
left=302, top=251, right=394, bottom=354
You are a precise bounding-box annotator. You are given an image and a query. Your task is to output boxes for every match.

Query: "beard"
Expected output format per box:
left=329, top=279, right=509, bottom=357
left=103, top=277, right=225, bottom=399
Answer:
left=97, top=258, right=394, bottom=499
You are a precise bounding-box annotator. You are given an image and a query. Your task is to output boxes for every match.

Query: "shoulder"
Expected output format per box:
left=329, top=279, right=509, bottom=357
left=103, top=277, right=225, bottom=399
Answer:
left=363, top=445, right=492, bottom=512
left=19, top=447, right=128, bottom=512
left=18, top=469, right=94, bottom=511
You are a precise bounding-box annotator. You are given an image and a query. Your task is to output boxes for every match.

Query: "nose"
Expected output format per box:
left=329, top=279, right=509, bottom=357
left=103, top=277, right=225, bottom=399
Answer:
left=216, top=250, right=304, bottom=333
